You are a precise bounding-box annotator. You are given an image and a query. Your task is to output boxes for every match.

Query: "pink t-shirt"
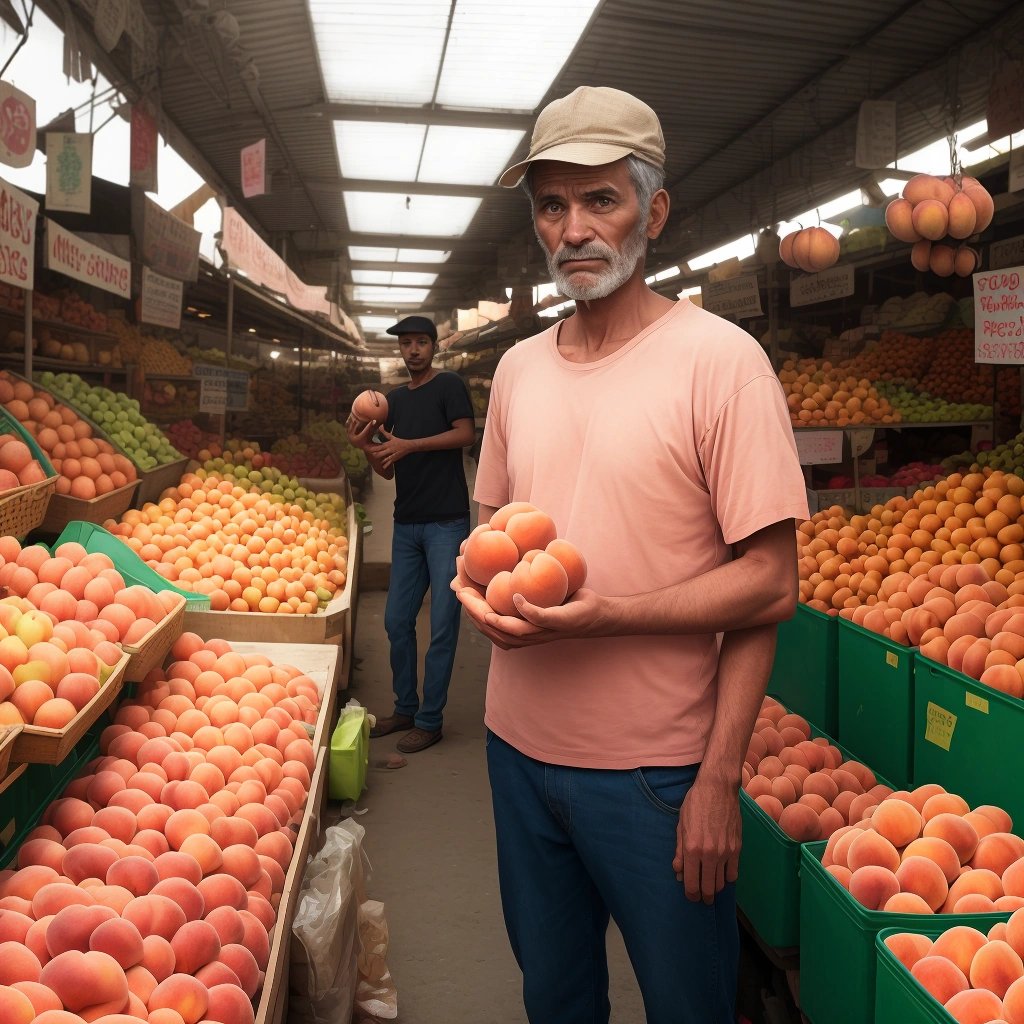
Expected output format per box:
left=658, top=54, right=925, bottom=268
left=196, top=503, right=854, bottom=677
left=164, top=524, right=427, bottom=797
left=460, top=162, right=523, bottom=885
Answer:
left=474, top=299, right=809, bottom=769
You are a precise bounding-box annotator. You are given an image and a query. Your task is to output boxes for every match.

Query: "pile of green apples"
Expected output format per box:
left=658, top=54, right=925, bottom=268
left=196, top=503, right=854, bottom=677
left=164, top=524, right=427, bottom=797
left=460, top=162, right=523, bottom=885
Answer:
left=877, top=383, right=992, bottom=424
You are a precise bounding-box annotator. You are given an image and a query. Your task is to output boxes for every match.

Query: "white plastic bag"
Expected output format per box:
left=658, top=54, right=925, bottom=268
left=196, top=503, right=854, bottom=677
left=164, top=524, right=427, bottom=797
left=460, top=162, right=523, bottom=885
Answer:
left=354, top=899, right=398, bottom=1021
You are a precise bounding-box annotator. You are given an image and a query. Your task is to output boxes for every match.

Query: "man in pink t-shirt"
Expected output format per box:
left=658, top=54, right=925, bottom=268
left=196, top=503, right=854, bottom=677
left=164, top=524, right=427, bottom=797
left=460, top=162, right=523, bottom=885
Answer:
left=455, top=87, right=808, bottom=1024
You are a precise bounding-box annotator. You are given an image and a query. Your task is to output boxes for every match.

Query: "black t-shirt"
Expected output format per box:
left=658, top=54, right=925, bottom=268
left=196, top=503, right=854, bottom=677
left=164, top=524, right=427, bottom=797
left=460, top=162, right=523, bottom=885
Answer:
left=386, top=371, right=474, bottom=524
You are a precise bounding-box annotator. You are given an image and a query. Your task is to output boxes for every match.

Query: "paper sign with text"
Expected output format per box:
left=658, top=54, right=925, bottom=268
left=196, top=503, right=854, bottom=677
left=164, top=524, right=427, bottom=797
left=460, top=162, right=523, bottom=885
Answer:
left=794, top=429, right=844, bottom=465
left=46, top=133, right=92, bottom=214
left=45, top=219, right=130, bottom=298
left=974, top=266, right=1024, bottom=363
left=0, top=82, right=36, bottom=168
left=790, top=264, right=855, bottom=307
left=194, top=363, right=249, bottom=412
left=199, top=376, right=226, bottom=414
left=0, top=176, right=37, bottom=289
left=855, top=100, right=896, bottom=169
left=140, top=266, right=183, bottom=329
left=94, top=0, right=127, bottom=51
left=700, top=274, right=762, bottom=319
left=130, top=102, right=158, bottom=193
left=241, top=139, right=266, bottom=198
left=990, top=234, right=1024, bottom=271
left=136, top=195, right=200, bottom=282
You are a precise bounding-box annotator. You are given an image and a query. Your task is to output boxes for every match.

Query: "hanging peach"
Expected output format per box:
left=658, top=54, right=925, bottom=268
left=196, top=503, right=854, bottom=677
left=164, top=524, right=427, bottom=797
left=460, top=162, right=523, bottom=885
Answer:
left=963, top=183, right=994, bottom=233
left=885, top=199, right=922, bottom=243
left=911, top=199, right=949, bottom=241
left=954, top=246, right=981, bottom=278
left=910, top=241, right=932, bottom=272
left=946, top=191, right=978, bottom=239
left=779, top=232, right=798, bottom=269
left=903, top=173, right=955, bottom=206
left=792, top=227, right=840, bottom=273
left=928, top=244, right=957, bottom=277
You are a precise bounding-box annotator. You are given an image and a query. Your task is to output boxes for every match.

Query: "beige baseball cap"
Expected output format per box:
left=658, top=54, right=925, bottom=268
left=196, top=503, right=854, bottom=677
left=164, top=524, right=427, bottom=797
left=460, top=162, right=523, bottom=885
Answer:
left=499, top=86, right=665, bottom=188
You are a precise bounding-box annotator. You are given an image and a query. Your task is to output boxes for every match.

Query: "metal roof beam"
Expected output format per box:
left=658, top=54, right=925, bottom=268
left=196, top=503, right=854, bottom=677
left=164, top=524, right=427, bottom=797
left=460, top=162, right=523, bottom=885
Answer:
left=292, top=231, right=497, bottom=252
left=291, top=102, right=535, bottom=131
left=306, top=177, right=503, bottom=198
left=351, top=261, right=479, bottom=273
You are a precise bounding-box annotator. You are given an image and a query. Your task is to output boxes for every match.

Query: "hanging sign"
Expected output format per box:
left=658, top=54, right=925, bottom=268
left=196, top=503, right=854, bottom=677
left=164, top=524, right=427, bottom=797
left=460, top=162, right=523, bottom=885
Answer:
left=700, top=274, right=762, bottom=319
left=790, top=264, right=855, bottom=307
left=94, top=0, right=127, bottom=51
left=140, top=266, right=183, bottom=329
left=45, top=133, right=93, bottom=214
left=991, top=234, right=1024, bottom=272
left=240, top=139, right=266, bottom=198
left=198, top=375, right=226, bottom=414
left=45, top=219, right=130, bottom=298
left=0, top=82, right=36, bottom=168
left=973, top=266, right=1024, bottom=363
left=136, top=195, right=200, bottom=282
left=1011, top=147, right=1024, bottom=194
left=794, top=429, right=844, bottom=465
left=194, top=363, right=249, bottom=412
left=0, top=176, right=37, bottom=289
left=130, top=102, right=158, bottom=192
left=855, top=100, right=897, bottom=170
left=987, top=62, right=1024, bottom=141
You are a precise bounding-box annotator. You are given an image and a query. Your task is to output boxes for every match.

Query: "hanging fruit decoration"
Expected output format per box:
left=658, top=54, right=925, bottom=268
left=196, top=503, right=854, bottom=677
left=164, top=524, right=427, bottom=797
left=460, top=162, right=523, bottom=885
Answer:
left=779, top=226, right=841, bottom=273
left=884, top=173, right=992, bottom=277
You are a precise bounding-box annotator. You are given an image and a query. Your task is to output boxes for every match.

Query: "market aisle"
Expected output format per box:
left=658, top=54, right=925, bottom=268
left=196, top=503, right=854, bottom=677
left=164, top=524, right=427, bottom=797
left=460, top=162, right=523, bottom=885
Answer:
left=342, top=458, right=646, bottom=1022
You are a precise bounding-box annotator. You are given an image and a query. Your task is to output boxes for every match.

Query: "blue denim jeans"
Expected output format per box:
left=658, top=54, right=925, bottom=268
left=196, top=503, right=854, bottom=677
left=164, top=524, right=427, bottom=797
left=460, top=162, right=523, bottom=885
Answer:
left=486, top=730, right=738, bottom=1024
left=384, top=517, right=470, bottom=732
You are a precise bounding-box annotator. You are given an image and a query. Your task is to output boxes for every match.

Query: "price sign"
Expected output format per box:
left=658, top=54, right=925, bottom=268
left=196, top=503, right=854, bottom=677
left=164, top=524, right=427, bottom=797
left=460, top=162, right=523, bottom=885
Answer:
left=990, top=234, right=1024, bottom=271
left=94, top=0, right=127, bottom=51
left=794, top=429, right=844, bottom=465
left=199, top=376, right=226, bottom=415
left=924, top=702, right=957, bottom=752
left=790, top=264, right=855, bottom=307
left=0, top=176, right=38, bottom=289
left=850, top=428, right=875, bottom=457
left=700, top=274, right=762, bottom=319
left=194, top=364, right=249, bottom=412
left=973, top=267, right=1024, bottom=363
left=140, top=266, right=183, bottom=329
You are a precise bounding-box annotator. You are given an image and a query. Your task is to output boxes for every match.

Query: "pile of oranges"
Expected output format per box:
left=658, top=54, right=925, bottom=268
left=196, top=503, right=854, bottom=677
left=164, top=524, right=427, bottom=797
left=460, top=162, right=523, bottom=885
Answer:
left=780, top=359, right=901, bottom=427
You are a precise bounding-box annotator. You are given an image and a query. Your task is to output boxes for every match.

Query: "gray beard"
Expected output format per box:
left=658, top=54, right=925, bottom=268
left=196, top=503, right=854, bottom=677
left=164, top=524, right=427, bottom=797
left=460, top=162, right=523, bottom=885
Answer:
left=542, top=219, right=649, bottom=302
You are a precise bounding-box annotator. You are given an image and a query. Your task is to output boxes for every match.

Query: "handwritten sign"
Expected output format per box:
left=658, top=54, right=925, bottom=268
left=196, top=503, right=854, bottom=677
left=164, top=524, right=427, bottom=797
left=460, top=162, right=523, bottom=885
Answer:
left=140, top=266, right=183, bottom=329
left=136, top=195, right=199, bottom=282
left=241, top=139, right=266, bottom=199
left=850, top=428, right=875, bottom=457
left=1011, top=148, right=1024, bottom=195
left=790, top=264, right=855, bottom=308
left=94, top=0, right=127, bottom=51
left=46, top=133, right=92, bottom=214
left=794, top=429, right=844, bottom=465
left=990, top=235, right=1024, bottom=272
left=974, top=267, right=1024, bottom=363
left=700, top=274, right=762, bottom=319
left=194, top=364, right=249, bottom=412
left=45, top=219, right=130, bottom=298
left=924, top=702, right=957, bottom=752
left=0, top=177, right=37, bottom=289
left=855, top=100, right=897, bottom=169
left=0, top=82, right=36, bottom=169
left=199, top=375, right=226, bottom=414
left=130, top=102, right=158, bottom=193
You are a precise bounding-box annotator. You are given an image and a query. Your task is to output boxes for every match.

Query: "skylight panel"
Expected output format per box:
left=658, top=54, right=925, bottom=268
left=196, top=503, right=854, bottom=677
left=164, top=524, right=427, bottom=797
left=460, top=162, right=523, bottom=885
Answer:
left=353, top=286, right=431, bottom=304
left=308, top=0, right=450, bottom=105
left=334, top=122, right=426, bottom=181
left=687, top=236, right=756, bottom=271
left=436, top=0, right=601, bottom=111
left=343, top=192, right=482, bottom=236
left=357, top=315, right=397, bottom=332
left=418, top=126, right=526, bottom=185
left=349, top=247, right=399, bottom=262
left=397, top=249, right=451, bottom=262
left=888, top=120, right=987, bottom=175
left=352, top=271, right=438, bottom=286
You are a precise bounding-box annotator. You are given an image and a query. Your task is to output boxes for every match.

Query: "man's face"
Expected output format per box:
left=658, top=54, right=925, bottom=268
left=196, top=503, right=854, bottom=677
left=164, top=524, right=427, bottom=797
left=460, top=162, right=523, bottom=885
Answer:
left=530, top=158, right=649, bottom=302
left=398, top=332, right=435, bottom=372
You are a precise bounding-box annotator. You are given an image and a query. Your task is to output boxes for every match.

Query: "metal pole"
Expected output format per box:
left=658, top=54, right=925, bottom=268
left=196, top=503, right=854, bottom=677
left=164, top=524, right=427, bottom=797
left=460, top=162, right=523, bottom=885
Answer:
left=767, top=264, right=780, bottom=372
left=223, top=278, right=234, bottom=446
left=23, top=289, right=32, bottom=379
left=298, top=338, right=304, bottom=433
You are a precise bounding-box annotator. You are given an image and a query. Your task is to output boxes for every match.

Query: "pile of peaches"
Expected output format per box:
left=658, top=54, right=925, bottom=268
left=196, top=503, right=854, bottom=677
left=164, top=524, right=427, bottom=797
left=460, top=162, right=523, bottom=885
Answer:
left=779, top=359, right=901, bottom=427
left=105, top=471, right=349, bottom=615
left=0, top=538, right=182, bottom=729
left=0, top=632, right=318, bottom=1024
left=0, top=435, right=50, bottom=494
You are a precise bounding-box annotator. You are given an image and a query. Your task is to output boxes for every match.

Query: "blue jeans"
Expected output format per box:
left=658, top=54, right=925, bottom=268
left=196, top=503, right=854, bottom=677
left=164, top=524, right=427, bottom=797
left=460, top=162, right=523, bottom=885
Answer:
left=384, top=517, right=470, bottom=732
left=487, top=730, right=738, bottom=1024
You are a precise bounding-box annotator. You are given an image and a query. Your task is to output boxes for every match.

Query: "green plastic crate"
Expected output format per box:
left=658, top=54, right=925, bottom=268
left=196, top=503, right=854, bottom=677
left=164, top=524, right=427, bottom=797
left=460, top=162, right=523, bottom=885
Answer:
left=914, top=655, right=1024, bottom=829
left=53, top=520, right=211, bottom=611
left=737, top=714, right=892, bottom=950
left=768, top=604, right=839, bottom=735
left=0, top=406, right=57, bottom=477
left=799, top=842, right=1006, bottom=1024
left=874, top=921, right=1011, bottom=1024
left=838, top=618, right=915, bottom=788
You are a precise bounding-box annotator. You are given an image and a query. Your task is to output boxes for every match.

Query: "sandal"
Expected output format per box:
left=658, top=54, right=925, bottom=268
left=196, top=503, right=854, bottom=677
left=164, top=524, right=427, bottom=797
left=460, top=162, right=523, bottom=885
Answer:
left=370, top=713, right=414, bottom=738
left=397, top=727, right=443, bottom=753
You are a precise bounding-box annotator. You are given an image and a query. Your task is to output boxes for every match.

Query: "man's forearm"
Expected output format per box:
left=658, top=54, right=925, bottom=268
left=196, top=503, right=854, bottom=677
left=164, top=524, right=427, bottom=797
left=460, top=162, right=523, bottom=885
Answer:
left=366, top=449, right=394, bottom=480
left=698, top=624, right=778, bottom=786
left=405, top=425, right=475, bottom=453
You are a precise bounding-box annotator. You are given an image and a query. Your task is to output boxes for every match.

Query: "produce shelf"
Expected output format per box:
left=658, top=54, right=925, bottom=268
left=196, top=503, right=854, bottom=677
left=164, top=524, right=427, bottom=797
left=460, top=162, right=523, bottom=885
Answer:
left=0, top=353, right=127, bottom=375
left=134, top=455, right=189, bottom=506
left=40, top=479, right=140, bottom=533
left=793, top=421, right=992, bottom=433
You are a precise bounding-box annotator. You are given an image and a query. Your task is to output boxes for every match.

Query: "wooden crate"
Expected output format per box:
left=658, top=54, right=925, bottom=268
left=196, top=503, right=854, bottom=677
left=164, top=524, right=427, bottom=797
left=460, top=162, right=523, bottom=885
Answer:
left=40, top=479, right=139, bottom=532
left=11, top=652, right=130, bottom=765
left=182, top=503, right=358, bottom=645
left=134, top=456, right=189, bottom=507
left=0, top=724, right=22, bottom=782
left=122, top=593, right=187, bottom=682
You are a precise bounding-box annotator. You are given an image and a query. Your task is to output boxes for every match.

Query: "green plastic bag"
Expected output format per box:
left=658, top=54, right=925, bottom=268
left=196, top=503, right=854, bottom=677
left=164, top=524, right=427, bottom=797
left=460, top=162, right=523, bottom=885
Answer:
left=329, top=704, right=369, bottom=802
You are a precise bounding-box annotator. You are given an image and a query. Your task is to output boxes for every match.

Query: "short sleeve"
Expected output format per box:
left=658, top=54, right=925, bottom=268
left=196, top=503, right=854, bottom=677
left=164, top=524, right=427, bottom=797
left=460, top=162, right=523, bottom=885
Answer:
left=699, top=375, right=809, bottom=545
left=473, top=365, right=510, bottom=510
left=442, top=374, right=474, bottom=425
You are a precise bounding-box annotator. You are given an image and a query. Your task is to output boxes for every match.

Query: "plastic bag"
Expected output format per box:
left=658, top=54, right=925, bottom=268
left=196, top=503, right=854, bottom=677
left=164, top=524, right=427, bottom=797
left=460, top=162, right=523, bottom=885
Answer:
left=354, top=899, right=398, bottom=1021
left=290, top=819, right=370, bottom=1024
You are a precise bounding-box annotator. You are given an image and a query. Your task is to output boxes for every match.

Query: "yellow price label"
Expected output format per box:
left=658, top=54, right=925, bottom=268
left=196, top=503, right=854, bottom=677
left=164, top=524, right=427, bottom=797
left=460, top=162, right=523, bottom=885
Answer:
left=966, top=692, right=990, bottom=714
left=924, top=702, right=957, bottom=751
left=886, top=651, right=899, bottom=669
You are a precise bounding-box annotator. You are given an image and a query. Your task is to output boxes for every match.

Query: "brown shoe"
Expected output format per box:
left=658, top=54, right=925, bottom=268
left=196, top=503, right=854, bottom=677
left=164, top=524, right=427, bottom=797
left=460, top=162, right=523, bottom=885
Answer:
left=397, top=727, right=443, bottom=753
left=370, top=713, right=414, bottom=738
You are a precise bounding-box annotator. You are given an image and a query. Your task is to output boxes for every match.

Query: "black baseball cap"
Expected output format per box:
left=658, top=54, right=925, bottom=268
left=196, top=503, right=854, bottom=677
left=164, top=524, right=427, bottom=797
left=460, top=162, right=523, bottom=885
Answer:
left=386, top=315, right=437, bottom=341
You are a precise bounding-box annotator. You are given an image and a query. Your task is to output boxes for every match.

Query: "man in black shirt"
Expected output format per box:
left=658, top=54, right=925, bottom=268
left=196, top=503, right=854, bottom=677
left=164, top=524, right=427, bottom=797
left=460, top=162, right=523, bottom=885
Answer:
left=347, top=316, right=475, bottom=753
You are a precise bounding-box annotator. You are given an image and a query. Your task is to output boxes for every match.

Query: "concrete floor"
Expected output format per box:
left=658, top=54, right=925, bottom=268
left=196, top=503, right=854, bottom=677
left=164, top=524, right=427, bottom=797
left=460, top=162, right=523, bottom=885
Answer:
left=341, top=464, right=647, bottom=1023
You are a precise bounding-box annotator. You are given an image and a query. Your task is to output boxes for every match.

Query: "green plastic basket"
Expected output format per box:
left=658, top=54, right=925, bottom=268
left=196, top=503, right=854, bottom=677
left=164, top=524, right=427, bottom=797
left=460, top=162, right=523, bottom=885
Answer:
left=914, top=655, right=1024, bottom=830
left=838, top=618, right=915, bottom=788
left=768, top=604, right=839, bottom=735
left=874, top=921, right=1011, bottom=1024
left=799, top=842, right=1007, bottom=1024
left=53, top=520, right=211, bottom=611
left=0, top=406, right=57, bottom=477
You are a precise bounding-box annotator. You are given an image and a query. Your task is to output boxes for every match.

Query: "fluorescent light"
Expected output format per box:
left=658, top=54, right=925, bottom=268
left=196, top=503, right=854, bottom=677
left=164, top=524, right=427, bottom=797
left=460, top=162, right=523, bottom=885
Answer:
left=436, top=0, right=601, bottom=112
left=308, top=0, right=450, bottom=105
left=349, top=247, right=399, bottom=262
left=351, top=270, right=438, bottom=286
left=888, top=119, right=988, bottom=175
left=534, top=282, right=559, bottom=303
left=353, top=285, right=431, bottom=303
left=687, top=236, right=756, bottom=271
left=269, top=350, right=280, bottom=360
left=655, top=266, right=680, bottom=281
left=334, top=122, right=425, bottom=181
left=418, top=126, right=525, bottom=185
left=343, top=192, right=481, bottom=236
left=678, top=286, right=702, bottom=298
left=398, top=248, right=450, bottom=263
left=644, top=274, right=657, bottom=284
left=357, top=315, right=397, bottom=332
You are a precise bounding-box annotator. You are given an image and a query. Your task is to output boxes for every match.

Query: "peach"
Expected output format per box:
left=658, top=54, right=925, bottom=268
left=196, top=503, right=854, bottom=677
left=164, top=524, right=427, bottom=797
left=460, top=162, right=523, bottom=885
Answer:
left=11, top=979, right=62, bottom=1014
left=884, top=892, right=933, bottom=914
left=946, top=868, right=1004, bottom=911
left=245, top=894, right=276, bottom=932
left=165, top=809, right=211, bottom=851
left=902, top=837, right=962, bottom=885
left=150, top=878, right=204, bottom=923
left=126, top=964, right=157, bottom=1003
left=847, top=830, right=900, bottom=873
left=18, top=838, right=68, bottom=873
left=0, top=910, right=34, bottom=944
left=544, top=539, right=587, bottom=596
left=86, top=772, right=127, bottom=807
left=39, top=950, right=128, bottom=1014
left=169, top=919, right=221, bottom=977
left=178, top=834, right=222, bottom=875
left=488, top=502, right=538, bottom=531
left=896, top=856, right=949, bottom=911
left=24, top=916, right=52, bottom=965
left=137, top=805, right=174, bottom=835
left=504, top=511, right=558, bottom=558
left=122, top=896, right=186, bottom=942
left=826, top=864, right=852, bottom=889
left=873, top=800, right=923, bottom=848
left=992, top=922, right=1011, bottom=942
left=849, top=865, right=900, bottom=910
left=971, top=939, right=1024, bottom=998
left=140, top=935, right=176, bottom=984
left=778, top=803, right=819, bottom=841
left=152, top=852, right=203, bottom=886
left=509, top=552, right=569, bottom=608
left=148, top=975, right=209, bottom=1024
left=253, top=831, right=292, bottom=871
left=0, top=941, right=42, bottom=983
left=91, top=886, right=135, bottom=915
left=197, top=875, right=246, bottom=913
left=89, top=918, right=144, bottom=971
left=973, top=834, right=1024, bottom=876
left=92, top=807, right=138, bottom=845
left=45, top=904, right=118, bottom=957
left=933, top=926, right=990, bottom=978
left=911, top=955, right=969, bottom=1004
left=216, top=945, right=259, bottom=998
left=977, top=806, right=1015, bottom=833
left=0, top=984, right=35, bottom=1024
left=884, top=932, right=933, bottom=971
left=203, top=906, right=244, bottom=947
left=194, top=962, right=242, bottom=990
left=66, top=826, right=113, bottom=849
left=943, top=988, right=1005, bottom=1024
left=923, top=793, right=971, bottom=821
left=924, top=814, right=980, bottom=864
left=205, top=983, right=255, bottom=1024
left=221, top=846, right=262, bottom=889
left=463, top=528, right=520, bottom=587
left=964, top=812, right=1001, bottom=840
left=106, top=857, right=159, bottom=899
left=32, top=883, right=95, bottom=918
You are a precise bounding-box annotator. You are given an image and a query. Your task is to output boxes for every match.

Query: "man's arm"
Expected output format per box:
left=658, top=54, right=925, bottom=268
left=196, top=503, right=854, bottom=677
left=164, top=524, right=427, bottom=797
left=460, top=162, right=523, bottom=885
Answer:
left=345, top=415, right=394, bottom=480
left=370, top=417, right=475, bottom=471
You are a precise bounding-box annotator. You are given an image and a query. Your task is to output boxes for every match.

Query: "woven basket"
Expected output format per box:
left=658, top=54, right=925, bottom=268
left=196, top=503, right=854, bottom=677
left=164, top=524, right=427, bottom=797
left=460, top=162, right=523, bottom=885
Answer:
left=0, top=476, right=57, bottom=538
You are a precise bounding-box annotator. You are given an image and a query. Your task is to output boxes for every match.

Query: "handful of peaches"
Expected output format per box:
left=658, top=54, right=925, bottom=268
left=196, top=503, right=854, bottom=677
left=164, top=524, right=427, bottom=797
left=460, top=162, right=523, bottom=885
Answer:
left=457, top=503, right=587, bottom=616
